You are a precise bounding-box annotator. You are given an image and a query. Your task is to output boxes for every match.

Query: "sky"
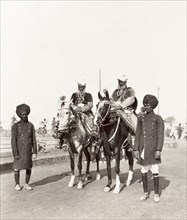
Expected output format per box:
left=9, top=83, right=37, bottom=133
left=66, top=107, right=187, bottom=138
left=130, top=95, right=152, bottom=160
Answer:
left=1, top=1, right=186, bottom=129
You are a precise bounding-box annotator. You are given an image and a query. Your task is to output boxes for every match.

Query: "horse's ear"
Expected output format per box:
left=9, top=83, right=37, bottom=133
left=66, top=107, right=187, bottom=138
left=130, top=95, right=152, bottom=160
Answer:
left=70, top=104, right=77, bottom=117
left=98, top=91, right=103, bottom=100
left=104, top=90, right=110, bottom=100
left=132, top=97, right=138, bottom=112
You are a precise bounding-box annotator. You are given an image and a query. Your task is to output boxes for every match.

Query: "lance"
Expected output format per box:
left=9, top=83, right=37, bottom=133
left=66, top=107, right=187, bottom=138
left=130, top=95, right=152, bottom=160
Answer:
left=99, top=68, right=101, bottom=92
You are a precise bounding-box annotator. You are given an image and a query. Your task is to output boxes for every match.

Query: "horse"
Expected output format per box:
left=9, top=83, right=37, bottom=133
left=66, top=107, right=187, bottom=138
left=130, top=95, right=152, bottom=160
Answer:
left=94, top=90, right=136, bottom=193
left=58, top=102, right=101, bottom=189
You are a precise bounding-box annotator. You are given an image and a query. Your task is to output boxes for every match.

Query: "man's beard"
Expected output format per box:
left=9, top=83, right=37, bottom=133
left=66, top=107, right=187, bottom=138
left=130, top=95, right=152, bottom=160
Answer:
left=21, top=117, right=28, bottom=122
left=118, top=84, right=126, bottom=90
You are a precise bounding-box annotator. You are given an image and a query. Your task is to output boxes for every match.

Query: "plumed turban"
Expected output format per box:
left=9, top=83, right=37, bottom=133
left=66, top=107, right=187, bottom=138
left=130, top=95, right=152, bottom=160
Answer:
left=77, top=79, right=86, bottom=86
left=117, top=75, right=128, bottom=82
left=60, top=96, right=66, bottom=101
left=16, top=104, right=31, bottom=118
left=143, top=95, right=158, bottom=109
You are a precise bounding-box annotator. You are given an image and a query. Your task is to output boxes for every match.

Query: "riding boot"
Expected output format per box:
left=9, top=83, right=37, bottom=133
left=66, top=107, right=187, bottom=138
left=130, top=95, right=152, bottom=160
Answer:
left=55, top=138, right=62, bottom=149
left=62, top=138, right=69, bottom=149
left=153, top=174, right=160, bottom=203
left=140, top=173, right=149, bottom=201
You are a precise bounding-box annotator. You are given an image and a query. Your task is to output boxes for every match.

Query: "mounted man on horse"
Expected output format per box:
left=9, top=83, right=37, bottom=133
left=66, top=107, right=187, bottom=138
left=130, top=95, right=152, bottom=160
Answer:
left=70, top=79, right=99, bottom=142
left=111, top=75, right=138, bottom=148
left=52, top=79, right=100, bottom=189
left=93, top=75, right=138, bottom=193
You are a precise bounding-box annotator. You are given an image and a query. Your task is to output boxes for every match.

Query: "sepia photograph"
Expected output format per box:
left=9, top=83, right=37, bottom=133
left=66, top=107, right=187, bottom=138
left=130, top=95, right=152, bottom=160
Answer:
left=0, top=0, right=186, bottom=219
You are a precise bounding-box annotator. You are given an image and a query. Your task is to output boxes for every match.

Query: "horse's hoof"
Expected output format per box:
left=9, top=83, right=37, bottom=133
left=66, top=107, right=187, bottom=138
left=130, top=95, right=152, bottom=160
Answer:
left=85, top=175, right=92, bottom=181
left=68, top=182, right=74, bottom=188
left=125, top=181, right=131, bottom=187
left=77, top=181, right=83, bottom=189
left=104, top=186, right=111, bottom=192
left=96, top=174, right=101, bottom=180
left=113, top=187, right=120, bottom=194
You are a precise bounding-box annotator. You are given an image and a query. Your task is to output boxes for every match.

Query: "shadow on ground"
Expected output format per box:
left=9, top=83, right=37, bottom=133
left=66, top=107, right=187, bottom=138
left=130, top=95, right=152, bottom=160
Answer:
left=30, top=162, right=170, bottom=195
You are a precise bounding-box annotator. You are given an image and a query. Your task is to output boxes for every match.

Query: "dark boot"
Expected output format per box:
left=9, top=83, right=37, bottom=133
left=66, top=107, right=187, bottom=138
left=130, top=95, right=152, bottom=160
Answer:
left=24, top=169, right=33, bottom=190
left=14, top=170, right=21, bottom=191
left=140, top=173, right=149, bottom=201
left=153, top=174, right=160, bottom=203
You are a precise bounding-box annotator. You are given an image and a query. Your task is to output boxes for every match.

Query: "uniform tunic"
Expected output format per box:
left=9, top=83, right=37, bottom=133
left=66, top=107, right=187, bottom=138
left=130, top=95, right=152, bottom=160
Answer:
left=134, top=111, right=165, bottom=166
left=11, top=121, right=37, bottom=170
left=111, top=87, right=138, bottom=133
left=71, top=92, right=93, bottom=115
left=112, top=87, right=135, bottom=103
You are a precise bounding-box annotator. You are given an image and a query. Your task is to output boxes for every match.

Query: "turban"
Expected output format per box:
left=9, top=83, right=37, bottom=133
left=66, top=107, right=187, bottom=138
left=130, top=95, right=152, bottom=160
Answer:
left=143, top=95, right=158, bottom=109
left=16, top=104, right=31, bottom=118
left=60, top=96, right=66, bottom=101
left=77, top=79, right=86, bottom=86
left=117, top=75, right=128, bottom=82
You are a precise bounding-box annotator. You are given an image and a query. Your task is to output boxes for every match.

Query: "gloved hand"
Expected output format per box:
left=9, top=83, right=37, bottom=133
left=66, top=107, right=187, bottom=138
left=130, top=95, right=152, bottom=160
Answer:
left=15, top=155, right=20, bottom=160
left=155, top=151, right=161, bottom=160
left=134, top=151, right=139, bottom=159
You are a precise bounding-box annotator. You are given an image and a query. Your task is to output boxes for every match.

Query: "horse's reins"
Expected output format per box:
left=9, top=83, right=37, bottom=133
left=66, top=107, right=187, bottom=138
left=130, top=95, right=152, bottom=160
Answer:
left=95, top=100, right=111, bottom=123
left=96, top=100, right=124, bottom=143
left=106, top=117, right=128, bottom=146
left=108, top=117, right=121, bottom=142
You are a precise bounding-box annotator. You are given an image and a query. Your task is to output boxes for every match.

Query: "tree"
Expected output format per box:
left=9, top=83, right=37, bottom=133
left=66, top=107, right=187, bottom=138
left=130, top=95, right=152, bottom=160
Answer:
left=0, top=121, right=3, bottom=132
left=164, top=116, right=176, bottom=125
left=11, top=115, right=17, bottom=127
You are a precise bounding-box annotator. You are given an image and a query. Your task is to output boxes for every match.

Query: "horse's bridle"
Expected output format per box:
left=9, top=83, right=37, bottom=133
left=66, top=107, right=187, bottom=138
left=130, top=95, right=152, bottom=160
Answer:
left=95, top=100, right=111, bottom=123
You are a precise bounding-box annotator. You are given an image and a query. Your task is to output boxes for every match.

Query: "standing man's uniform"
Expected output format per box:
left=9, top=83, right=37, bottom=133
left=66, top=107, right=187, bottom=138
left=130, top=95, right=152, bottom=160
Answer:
left=11, top=104, right=37, bottom=191
left=134, top=95, right=165, bottom=203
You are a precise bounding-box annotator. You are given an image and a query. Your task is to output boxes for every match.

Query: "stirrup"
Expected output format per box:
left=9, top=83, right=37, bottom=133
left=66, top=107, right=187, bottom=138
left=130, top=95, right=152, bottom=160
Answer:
left=121, top=139, right=129, bottom=149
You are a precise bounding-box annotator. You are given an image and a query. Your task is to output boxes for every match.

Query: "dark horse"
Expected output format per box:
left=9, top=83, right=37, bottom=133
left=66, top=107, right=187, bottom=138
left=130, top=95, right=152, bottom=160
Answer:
left=58, top=102, right=100, bottom=189
left=94, top=90, right=137, bottom=193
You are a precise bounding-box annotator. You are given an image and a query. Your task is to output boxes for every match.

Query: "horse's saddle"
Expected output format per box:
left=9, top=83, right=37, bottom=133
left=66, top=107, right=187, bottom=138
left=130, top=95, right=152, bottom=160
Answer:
left=79, top=113, right=97, bottom=135
left=109, top=109, right=118, bottom=123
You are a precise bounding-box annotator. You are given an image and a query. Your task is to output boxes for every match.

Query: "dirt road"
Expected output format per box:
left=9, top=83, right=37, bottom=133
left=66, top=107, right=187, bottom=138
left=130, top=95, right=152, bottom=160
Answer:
left=0, top=140, right=186, bottom=219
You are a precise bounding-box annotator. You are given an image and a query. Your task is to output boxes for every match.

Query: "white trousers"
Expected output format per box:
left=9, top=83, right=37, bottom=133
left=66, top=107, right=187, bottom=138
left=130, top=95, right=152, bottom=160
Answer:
left=141, top=164, right=159, bottom=174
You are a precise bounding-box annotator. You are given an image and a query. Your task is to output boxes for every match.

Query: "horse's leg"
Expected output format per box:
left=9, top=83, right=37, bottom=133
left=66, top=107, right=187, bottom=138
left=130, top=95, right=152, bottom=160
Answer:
left=125, top=147, right=134, bottom=186
left=83, top=148, right=91, bottom=181
left=113, top=146, right=121, bottom=194
left=68, top=149, right=75, bottom=187
left=95, top=147, right=101, bottom=180
left=77, top=148, right=83, bottom=189
left=104, top=153, right=112, bottom=192
left=121, top=148, right=126, bottom=161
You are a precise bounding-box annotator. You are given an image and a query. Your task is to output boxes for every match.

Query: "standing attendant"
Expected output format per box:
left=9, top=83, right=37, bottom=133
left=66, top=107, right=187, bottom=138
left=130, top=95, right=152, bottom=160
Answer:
left=11, top=104, right=37, bottom=191
left=134, top=95, right=165, bottom=203
left=176, top=123, right=183, bottom=139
